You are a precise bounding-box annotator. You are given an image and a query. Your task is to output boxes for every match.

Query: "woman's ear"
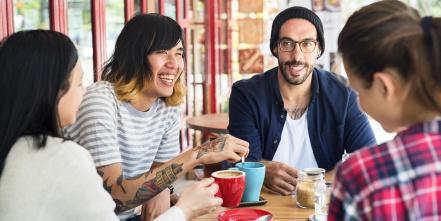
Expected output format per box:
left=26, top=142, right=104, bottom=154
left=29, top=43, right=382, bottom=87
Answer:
left=372, top=71, right=401, bottom=101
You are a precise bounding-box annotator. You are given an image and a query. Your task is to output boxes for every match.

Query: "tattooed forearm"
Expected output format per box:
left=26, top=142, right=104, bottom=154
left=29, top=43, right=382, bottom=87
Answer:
left=112, top=164, right=184, bottom=214
left=144, top=169, right=153, bottom=179
left=126, top=163, right=183, bottom=206
left=103, top=177, right=112, bottom=194
left=287, top=107, right=308, bottom=120
left=117, top=175, right=126, bottom=194
left=114, top=199, right=130, bottom=214
left=192, top=136, right=227, bottom=159
left=127, top=173, right=143, bottom=180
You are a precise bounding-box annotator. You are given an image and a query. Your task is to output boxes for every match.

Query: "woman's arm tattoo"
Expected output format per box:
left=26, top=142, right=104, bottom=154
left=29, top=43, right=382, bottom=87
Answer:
left=192, top=136, right=227, bottom=159
left=112, top=163, right=184, bottom=214
left=103, top=177, right=112, bottom=194
left=126, top=173, right=143, bottom=180
left=117, top=175, right=126, bottom=194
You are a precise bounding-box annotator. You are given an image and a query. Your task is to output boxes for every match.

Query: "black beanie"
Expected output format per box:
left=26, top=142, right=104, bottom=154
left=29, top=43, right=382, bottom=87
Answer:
left=270, top=6, right=325, bottom=58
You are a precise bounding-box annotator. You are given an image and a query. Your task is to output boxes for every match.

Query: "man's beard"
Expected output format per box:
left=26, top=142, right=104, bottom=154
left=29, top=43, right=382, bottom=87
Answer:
left=279, top=59, right=314, bottom=85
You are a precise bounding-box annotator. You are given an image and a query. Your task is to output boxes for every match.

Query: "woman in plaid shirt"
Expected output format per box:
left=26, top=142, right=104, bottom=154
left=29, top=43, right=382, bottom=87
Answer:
left=328, top=1, right=441, bottom=220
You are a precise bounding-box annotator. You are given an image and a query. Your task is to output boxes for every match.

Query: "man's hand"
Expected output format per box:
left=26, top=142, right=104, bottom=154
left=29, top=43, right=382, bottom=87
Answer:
left=140, top=186, right=170, bottom=221
left=325, top=169, right=335, bottom=181
left=261, top=161, right=300, bottom=195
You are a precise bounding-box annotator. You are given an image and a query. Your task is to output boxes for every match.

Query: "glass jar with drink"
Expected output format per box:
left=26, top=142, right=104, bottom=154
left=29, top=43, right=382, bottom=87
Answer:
left=295, top=169, right=324, bottom=209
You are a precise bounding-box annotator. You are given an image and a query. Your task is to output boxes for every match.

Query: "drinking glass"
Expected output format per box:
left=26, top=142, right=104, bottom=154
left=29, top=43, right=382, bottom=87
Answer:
left=314, top=181, right=333, bottom=221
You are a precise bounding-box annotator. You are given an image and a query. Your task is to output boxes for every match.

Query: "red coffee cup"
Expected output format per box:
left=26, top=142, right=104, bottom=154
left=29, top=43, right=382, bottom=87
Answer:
left=211, top=169, right=246, bottom=207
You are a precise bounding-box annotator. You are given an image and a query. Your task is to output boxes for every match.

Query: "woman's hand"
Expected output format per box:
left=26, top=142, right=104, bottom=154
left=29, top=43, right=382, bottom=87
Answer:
left=192, top=134, right=249, bottom=164
left=175, top=178, right=223, bottom=220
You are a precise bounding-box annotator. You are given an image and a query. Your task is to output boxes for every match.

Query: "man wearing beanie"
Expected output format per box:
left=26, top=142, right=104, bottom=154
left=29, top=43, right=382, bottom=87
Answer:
left=228, top=6, right=376, bottom=195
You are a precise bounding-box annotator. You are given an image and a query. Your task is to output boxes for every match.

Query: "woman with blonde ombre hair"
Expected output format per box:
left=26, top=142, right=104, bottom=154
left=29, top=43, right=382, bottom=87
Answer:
left=101, top=13, right=187, bottom=107
left=65, top=13, right=249, bottom=221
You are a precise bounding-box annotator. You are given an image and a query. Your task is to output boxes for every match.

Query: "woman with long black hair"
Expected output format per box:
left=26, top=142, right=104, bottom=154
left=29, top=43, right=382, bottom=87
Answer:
left=0, top=30, right=117, bottom=220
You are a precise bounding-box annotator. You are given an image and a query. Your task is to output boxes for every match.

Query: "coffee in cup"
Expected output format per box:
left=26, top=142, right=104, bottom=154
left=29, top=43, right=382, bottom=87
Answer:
left=212, top=170, right=246, bottom=207
left=215, top=171, right=243, bottom=178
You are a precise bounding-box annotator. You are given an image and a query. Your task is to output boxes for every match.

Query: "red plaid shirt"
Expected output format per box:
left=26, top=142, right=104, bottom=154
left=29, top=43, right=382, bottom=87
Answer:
left=328, top=120, right=441, bottom=221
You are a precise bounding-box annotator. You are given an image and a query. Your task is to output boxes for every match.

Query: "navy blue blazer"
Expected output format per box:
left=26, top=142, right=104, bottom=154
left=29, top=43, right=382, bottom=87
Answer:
left=228, top=67, right=377, bottom=171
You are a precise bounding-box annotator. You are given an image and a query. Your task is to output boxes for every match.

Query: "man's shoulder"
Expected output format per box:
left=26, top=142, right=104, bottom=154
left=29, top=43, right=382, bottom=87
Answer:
left=233, top=67, right=277, bottom=90
left=315, top=68, right=351, bottom=95
left=315, top=68, right=346, bottom=85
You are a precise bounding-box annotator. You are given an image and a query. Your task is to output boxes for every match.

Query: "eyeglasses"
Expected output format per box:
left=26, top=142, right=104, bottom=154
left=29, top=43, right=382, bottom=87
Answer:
left=278, top=39, right=319, bottom=53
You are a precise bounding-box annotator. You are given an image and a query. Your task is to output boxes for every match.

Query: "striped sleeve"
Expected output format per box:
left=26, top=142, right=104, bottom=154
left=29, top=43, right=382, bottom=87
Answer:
left=153, top=104, right=181, bottom=163
left=64, top=83, right=122, bottom=167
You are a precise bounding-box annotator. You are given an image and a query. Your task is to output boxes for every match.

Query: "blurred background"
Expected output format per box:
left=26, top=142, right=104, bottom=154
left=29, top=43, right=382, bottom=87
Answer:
left=2, top=0, right=439, bottom=149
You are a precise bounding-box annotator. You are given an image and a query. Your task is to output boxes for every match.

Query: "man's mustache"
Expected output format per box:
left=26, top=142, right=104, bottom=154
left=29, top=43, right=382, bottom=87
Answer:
left=284, top=60, right=308, bottom=67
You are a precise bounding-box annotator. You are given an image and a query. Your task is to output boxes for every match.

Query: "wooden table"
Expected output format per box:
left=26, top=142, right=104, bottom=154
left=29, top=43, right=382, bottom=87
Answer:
left=190, top=186, right=314, bottom=220
left=186, top=113, right=229, bottom=134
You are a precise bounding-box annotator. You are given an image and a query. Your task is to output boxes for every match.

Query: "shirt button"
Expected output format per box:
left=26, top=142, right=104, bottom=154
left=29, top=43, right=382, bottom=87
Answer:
left=274, top=140, right=278, bottom=143
left=275, top=101, right=278, bottom=104
left=281, top=115, right=285, bottom=118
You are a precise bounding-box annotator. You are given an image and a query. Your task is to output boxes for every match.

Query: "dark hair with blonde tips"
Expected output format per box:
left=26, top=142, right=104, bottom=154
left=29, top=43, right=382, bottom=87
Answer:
left=338, top=0, right=441, bottom=114
left=102, top=13, right=187, bottom=106
left=0, top=30, right=78, bottom=175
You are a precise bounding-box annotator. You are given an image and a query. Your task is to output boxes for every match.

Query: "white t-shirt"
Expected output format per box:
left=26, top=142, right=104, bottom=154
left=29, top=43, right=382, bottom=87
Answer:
left=272, top=111, right=318, bottom=170
left=0, top=136, right=118, bottom=221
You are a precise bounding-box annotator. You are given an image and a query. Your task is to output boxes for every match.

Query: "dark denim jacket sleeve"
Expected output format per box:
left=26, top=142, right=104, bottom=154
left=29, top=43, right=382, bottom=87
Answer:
left=228, top=79, right=263, bottom=161
left=311, top=82, right=377, bottom=170
left=228, top=67, right=283, bottom=161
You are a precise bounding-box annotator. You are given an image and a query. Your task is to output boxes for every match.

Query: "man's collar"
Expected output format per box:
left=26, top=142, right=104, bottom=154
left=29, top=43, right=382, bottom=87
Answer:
left=310, top=68, right=319, bottom=104
left=269, top=67, right=284, bottom=106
